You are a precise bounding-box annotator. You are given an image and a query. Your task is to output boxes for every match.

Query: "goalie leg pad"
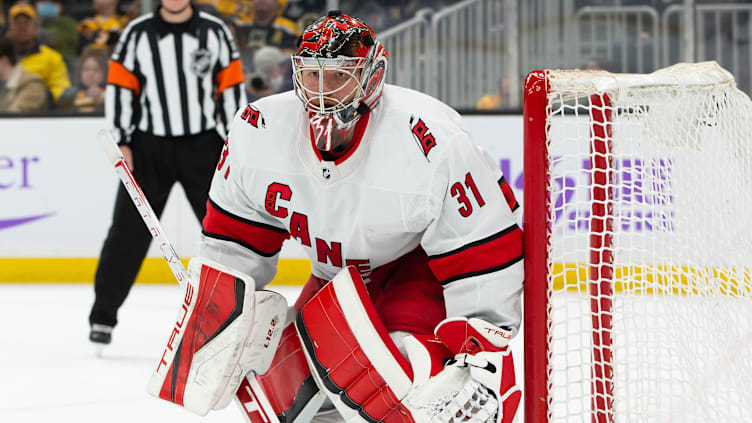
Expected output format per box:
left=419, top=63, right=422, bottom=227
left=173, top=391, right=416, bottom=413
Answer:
left=295, top=266, right=417, bottom=423
left=147, top=257, right=287, bottom=415
left=295, top=267, right=516, bottom=423
left=236, top=320, right=327, bottom=423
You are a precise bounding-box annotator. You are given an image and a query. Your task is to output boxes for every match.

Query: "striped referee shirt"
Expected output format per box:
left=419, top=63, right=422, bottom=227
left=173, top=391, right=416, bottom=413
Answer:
left=105, top=9, right=246, bottom=143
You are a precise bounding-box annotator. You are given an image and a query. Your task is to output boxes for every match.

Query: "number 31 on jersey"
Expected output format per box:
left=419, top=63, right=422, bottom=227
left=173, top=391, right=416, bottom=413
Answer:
left=451, top=172, right=485, bottom=217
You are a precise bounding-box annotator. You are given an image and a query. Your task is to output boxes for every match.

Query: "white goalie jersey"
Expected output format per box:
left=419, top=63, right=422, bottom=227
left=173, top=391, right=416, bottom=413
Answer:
left=199, top=84, right=523, bottom=330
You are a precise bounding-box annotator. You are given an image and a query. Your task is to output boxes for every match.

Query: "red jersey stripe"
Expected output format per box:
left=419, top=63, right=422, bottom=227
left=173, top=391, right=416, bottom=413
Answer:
left=202, top=199, right=289, bottom=257
left=428, top=225, right=523, bottom=284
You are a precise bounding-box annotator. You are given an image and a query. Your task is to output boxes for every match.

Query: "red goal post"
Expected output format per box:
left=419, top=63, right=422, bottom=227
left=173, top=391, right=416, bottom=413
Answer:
left=523, top=62, right=752, bottom=422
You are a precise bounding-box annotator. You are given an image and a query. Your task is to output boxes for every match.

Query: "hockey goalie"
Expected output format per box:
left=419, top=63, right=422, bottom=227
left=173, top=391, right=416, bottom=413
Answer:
left=147, top=10, right=524, bottom=423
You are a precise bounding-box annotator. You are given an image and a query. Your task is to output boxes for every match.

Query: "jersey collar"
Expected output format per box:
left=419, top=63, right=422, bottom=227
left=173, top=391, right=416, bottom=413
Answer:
left=298, top=110, right=372, bottom=185
left=154, top=6, right=199, bottom=36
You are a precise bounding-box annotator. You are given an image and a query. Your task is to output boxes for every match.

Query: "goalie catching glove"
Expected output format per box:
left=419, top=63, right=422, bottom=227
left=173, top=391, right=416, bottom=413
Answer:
left=146, top=257, right=288, bottom=415
left=407, top=317, right=521, bottom=423
left=295, top=266, right=521, bottom=423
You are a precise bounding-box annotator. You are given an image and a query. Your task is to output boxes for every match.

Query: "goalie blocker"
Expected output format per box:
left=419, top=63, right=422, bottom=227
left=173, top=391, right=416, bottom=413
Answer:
left=146, top=258, right=288, bottom=415
left=295, top=266, right=521, bottom=423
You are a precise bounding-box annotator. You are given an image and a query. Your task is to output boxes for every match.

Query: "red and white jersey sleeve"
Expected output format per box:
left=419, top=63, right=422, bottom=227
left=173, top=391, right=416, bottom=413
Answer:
left=198, top=105, right=290, bottom=288
left=421, top=130, right=524, bottom=331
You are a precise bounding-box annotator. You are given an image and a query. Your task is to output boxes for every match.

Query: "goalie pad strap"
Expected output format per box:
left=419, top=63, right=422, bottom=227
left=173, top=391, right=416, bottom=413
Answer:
left=238, top=322, right=325, bottom=423
left=236, top=369, right=323, bottom=423
left=237, top=376, right=280, bottom=423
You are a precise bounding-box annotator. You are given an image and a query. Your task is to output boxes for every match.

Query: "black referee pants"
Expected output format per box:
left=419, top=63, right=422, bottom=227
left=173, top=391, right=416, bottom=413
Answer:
left=89, top=129, right=223, bottom=327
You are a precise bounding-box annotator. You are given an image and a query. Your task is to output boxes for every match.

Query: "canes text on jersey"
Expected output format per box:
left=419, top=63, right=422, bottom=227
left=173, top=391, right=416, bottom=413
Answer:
left=265, top=182, right=372, bottom=274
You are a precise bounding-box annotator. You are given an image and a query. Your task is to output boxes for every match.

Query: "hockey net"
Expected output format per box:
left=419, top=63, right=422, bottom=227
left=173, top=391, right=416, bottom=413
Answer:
left=523, top=61, right=752, bottom=422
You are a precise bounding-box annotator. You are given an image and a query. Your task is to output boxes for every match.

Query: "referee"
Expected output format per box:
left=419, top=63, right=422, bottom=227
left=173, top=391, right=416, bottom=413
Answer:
left=89, top=0, right=246, bottom=346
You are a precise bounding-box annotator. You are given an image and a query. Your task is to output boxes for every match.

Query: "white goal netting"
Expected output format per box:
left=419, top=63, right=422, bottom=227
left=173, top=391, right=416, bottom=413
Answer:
left=536, top=62, right=752, bottom=422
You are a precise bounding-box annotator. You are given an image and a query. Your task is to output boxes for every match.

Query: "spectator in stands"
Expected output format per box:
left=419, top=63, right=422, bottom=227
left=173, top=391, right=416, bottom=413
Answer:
left=35, top=0, right=78, bottom=64
left=294, top=10, right=321, bottom=34
left=78, top=0, right=128, bottom=53
left=235, top=0, right=298, bottom=55
left=246, top=45, right=292, bottom=101
left=280, top=0, right=324, bottom=32
left=123, top=0, right=140, bottom=24
left=348, top=1, right=390, bottom=32
left=60, top=45, right=107, bottom=112
left=194, top=0, right=323, bottom=39
left=6, top=2, right=72, bottom=104
left=352, top=0, right=434, bottom=29
left=194, top=0, right=254, bottom=24
left=0, top=37, right=47, bottom=112
left=476, top=75, right=511, bottom=111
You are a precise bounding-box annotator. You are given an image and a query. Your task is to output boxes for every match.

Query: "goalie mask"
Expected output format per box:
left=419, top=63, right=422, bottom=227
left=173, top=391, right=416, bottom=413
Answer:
left=292, top=11, right=388, bottom=151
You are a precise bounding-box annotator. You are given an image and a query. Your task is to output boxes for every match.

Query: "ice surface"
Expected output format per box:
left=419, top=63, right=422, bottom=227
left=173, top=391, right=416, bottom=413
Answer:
left=0, top=284, right=301, bottom=422
left=0, top=283, right=525, bottom=423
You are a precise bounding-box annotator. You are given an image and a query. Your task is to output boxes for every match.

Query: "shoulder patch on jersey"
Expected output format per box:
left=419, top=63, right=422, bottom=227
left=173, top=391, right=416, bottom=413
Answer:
left=240, top=104, right=266, bottom=128
left=409, top=114, right=437, bottom=160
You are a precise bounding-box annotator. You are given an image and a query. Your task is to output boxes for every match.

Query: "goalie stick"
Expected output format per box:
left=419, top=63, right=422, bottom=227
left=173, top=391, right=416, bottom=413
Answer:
left=97, top=129, right=188, bottom=287
left=98, top=129, right=280, bottom=422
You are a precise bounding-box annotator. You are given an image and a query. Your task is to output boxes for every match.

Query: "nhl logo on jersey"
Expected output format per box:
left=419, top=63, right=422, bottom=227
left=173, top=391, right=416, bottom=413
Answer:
left=322, top=168, right=331, bottom=179
left=190, top=48, right=212, bottom=77
left=409, top=115, right=437, bottom=160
